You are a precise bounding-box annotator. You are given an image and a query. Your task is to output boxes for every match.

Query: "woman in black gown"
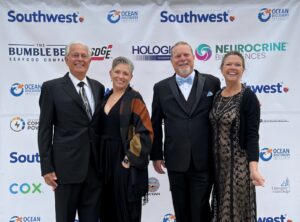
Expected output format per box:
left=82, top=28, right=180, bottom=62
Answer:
left=209, top=51, right=265, bottom=222
left=99, top=56, right=153, bottom=222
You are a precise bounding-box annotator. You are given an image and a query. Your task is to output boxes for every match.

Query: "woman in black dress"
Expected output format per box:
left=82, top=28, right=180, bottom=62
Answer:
left=99, top=56, right=153, bottom=222
left=209, top=51, right=265, bottom=222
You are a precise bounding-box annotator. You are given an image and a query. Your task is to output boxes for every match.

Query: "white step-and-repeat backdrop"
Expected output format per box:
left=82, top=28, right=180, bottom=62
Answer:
left=1, top=0, right=300, bottom=221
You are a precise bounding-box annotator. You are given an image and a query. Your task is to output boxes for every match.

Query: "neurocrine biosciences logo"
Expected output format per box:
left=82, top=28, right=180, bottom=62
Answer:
left=9, top=182, right=42, bottom=194
left=8, top=43, right=66, bottom=63
left=10, top=117, right=26, bottom=132
left=7, top=10, right=84, bottom=23
left=9, top=216, right=41, bottom=222
left=10, top=83, right=41, bottom=96
left=258, top=8, right=289, bottom=22
left=107, top=9, right=138, bottom=24
left=163, top=214, right=176, bottom=222
left=160, top=10, right=235, bottom=23
left=259, top=147, right=291, bottom=161
left=10, top=117, right=39, bottom=132
left=91, top=44, right=113, bottom=61
left=258, top=214, right=293, bottom=222
left=195, top=44, right=212, bottom=61
left=214, top=41, right=287, bottom=61
left=10, top=152, right=40, bottom=164
left=132, top=45, right=171, bottom=61
left=272, top=178, right=291, bottom=194
left=244, top=82, right=289, bottom=94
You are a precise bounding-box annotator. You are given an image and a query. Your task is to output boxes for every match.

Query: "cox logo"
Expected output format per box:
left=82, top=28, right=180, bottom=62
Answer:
left=107, top=10, right=121, bottom=23
left=9, top=183, right=42, bottom=194
left=10, top=116, right=26, bottom=132
left=10, top=83, right=24, bottom=96
left=163, top=214, right=176, bottom=222
left=260, top=148, right=273, bottom=161
left=195, top=44, right=212, bottom=61
left=258, top=8, right=272, bottom=22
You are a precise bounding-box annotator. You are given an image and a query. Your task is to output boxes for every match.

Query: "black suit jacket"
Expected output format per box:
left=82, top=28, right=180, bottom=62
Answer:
left=150, top=70, right=220, bottom=172
left=38, top=73, right=105, bottom=184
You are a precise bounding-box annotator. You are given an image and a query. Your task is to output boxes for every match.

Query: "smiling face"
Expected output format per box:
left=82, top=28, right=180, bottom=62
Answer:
left=65, top=43, right=91, bottom=80
left=171, top=43, right=195, bottom=77
left=221, top=54, right=245, bottom=85
left=110, top=63, right=133, bottom=91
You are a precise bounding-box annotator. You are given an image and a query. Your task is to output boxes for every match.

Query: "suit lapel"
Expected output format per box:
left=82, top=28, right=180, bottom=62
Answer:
left=190, top=71, right=205, bottom=115
left=61, top=73, right=87, bottom=114
left=168, top=75, right=189, bottom=115
left=87, top=77, right=100, bottom=115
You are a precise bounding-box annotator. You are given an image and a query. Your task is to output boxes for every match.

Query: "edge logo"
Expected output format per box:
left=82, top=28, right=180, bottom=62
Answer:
left=9, top=183, right=42, bottom=194
left=10, top=117, right=26, bottom=132
left=7, top=10, right=84, bottom=23
left=195, top=44, right=212, bottom=61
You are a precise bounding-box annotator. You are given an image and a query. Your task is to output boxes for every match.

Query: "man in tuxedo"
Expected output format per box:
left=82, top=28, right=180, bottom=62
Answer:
left=38, top=42, right=105, bottom=222
left=150, top=41, right=220, bottom=222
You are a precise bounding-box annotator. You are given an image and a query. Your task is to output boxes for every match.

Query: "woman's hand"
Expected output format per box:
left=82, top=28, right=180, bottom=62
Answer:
left=249, top=161, right=265, bottom=186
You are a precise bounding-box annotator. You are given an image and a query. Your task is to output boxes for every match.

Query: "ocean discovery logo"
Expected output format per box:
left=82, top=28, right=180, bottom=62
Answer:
left=9, top=216, right=41, bottom=222
left=7, top=10, right=83, bottom=23
left=258, top=8, right=289, bottom=22
left=132, top=45, right=171, bottom=61
left=8, top=43, right=66, bottom=62
left=107, top=9, right=138, bottom=23
left=163, top=214, right=176, bottom=222
left=259, top=147, right=291, bottom=161
left=10, top=83, right=41, bottom=96
left=160, top=10, right=235, bottom=23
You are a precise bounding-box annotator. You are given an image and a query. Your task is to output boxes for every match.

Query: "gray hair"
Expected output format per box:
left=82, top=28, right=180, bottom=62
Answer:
left=171, top=41, right=194, bottom=58
left=111, top=56, right=134, bottom=74
left=65, top=41, right=92, bottom=57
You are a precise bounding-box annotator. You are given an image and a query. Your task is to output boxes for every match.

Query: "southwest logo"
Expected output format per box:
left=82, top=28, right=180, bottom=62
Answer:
left=245, top=83, right=288, bottom=94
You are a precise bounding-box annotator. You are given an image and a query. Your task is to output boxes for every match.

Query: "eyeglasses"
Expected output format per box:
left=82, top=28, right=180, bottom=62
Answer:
left=68, top=53, right=90, bottom=59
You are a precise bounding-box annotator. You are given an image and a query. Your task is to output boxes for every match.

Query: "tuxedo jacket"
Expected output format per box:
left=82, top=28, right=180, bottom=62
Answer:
left=38, top=73, right=105, bottom=184
left=150, top=70, right=220, bottom=172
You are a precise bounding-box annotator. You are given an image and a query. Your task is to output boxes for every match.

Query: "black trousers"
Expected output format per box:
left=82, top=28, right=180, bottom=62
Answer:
left=168, top=163, right=213, bottom=222
left=54, top=159, right=102, bottom=222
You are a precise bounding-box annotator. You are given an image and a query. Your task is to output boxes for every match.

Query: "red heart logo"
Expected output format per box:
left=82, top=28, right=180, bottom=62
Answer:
left=229, top=16, right=235, bottom=21
left=79, top=16, right=84, bottom=23
left=283, top=87, right=289, bottom=93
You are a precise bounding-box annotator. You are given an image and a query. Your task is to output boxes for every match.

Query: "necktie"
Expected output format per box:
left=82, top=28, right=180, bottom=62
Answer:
left=78, top=81, right=92, bottom=120
left=176, top=75, right=193, bottom=86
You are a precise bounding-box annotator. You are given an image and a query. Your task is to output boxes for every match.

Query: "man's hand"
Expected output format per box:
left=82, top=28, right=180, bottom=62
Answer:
left=152, top=160, right=166, bottom=174
left=43, top=172, right=58, bottom=190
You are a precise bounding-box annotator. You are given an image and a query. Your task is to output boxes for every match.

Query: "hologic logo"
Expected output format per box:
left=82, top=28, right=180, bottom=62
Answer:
left=245, top=82, right=288, bottom=94
left=195, top=44, right=212, bottom=61
left=9, top=182, right=42, bottom=194
left=10, top=117, right=26, bottom=132
left=7, top=10, right=83, bottom=23
left=9, top=216, right=41, bottom=222
left=258, top=8, right=289, bottom=22
left=10, top=152, right=40, bottom=163
left=257, top=214, right=292, bottom=222
left=160, top=10, right=234, bottom=23
left=163, top=214, right=176, bottom=222
left=107, top=9, right=138, bottom=23
left=132, top=45, right=171, bottom=61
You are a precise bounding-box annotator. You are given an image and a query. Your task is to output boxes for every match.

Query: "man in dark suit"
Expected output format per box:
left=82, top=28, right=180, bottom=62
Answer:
left=38, top=42, right=105, bottom=222
left=150, top=41, right=220, bottom=222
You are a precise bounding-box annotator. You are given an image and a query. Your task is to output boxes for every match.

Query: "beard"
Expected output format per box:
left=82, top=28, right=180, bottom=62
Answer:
left=177, top=67, right=193, bottom=77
